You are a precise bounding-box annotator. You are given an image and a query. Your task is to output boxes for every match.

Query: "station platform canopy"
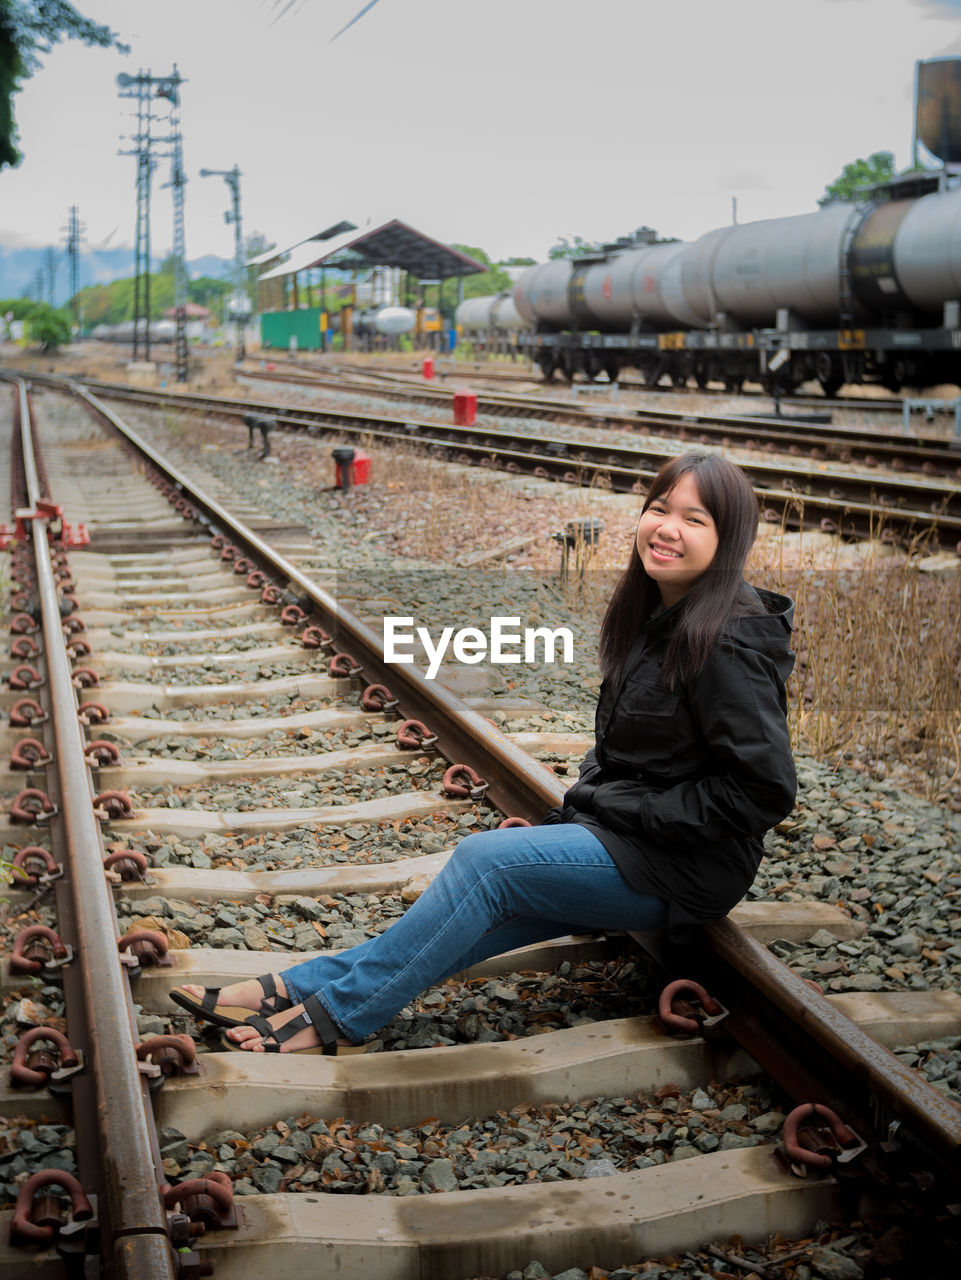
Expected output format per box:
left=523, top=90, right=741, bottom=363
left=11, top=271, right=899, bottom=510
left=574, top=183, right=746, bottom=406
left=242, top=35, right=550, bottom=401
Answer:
left=246, top=220, right=358, bottom=270
left=255, top=219, right=487, bottom=283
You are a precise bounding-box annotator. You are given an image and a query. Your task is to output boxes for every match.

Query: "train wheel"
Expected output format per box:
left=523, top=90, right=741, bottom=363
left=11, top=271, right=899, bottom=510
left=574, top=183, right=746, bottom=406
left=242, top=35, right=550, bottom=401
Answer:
left=560, top=353, right=576, bottom=383
left=603, top=358, right=620, bottom=383
left=644, top=359, right=666, bottom=389
left=884, top=358, right=915, bottom=392
left=724, top=376, right=743, bottom=394
left=583, top=355, right=601, bottom=382
left=671, top=372, right=689, bottom=389
left=815, top=352, right=843, bottom=398
left=537, top=356, right=557, bottom=382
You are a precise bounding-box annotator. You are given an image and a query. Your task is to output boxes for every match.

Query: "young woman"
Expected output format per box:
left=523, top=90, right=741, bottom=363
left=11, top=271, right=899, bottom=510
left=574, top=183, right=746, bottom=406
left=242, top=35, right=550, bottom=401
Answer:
left=172, top=452, right=797, bottom=1055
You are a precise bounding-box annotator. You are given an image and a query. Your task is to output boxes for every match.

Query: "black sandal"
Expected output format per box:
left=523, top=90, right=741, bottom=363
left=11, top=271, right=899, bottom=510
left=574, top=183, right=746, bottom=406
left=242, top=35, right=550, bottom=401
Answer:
left=170, top=974, right=294, bottom=1028
left=221, top=994, right=366, bottom=1055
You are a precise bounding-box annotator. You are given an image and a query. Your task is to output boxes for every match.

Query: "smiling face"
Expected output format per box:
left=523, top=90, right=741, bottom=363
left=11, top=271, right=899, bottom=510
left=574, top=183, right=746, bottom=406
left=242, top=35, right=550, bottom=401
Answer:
left=635, top=472, right=720, bottom=606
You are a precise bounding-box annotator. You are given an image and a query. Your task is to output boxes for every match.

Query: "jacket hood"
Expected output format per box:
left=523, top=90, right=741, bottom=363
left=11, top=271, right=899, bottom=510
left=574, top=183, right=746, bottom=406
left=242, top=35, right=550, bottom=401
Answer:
left=723, top=587, right=795, bottom=679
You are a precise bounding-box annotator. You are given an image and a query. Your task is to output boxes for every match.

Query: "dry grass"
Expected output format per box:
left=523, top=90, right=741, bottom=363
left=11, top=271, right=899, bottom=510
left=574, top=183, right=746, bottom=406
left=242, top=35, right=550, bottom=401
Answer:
left=761, top=553, right=961, bottom=805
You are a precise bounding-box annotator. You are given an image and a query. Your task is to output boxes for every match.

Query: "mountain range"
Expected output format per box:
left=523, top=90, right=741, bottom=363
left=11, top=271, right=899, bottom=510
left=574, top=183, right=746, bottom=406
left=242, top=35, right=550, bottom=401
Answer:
left=0, top=242, right=232, bottom=306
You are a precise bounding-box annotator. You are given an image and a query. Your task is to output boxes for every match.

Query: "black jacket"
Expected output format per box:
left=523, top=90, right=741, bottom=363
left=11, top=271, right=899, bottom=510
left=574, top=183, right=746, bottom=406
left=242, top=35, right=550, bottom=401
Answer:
left=548, top=586, right=797, bottom=936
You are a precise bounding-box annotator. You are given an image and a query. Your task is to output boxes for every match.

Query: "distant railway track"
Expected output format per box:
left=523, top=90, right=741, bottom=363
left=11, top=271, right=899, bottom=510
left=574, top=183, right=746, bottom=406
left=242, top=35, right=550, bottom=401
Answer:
left=0, top=375, right=959, bottom=1276
left=239, top=362, right=961, bottom=480
left=42, top=375, right=961, bottom=547
left=313, top=355, right=915, bottom=411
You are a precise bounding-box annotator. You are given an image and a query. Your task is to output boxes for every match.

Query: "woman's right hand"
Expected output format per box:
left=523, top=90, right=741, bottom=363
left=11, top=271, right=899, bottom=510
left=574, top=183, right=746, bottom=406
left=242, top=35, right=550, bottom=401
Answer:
left=562, top=748, right=603, bottom=811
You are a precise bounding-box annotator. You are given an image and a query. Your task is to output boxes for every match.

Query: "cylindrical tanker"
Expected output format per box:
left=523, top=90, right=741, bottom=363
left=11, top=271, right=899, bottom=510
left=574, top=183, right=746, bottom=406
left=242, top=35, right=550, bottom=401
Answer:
left=699, top=203, right=858, bottom=326
left=887, top=187, right=961, bottom=310
left=513, top=187, right=961, bottom=332
left=578, top=241, right=709, bottom=330
left=351, top=305, right=416, bottom=336
left=513, top=259, right=575, bottom=328
left=456, top=293, right=530, bottom=332
left=90, top=319, right=178, bottom=342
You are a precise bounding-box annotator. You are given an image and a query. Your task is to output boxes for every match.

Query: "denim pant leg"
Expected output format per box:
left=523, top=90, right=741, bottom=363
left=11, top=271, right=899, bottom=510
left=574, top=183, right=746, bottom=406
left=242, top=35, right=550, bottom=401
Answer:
left=282, top=822, right=667, bottom=1042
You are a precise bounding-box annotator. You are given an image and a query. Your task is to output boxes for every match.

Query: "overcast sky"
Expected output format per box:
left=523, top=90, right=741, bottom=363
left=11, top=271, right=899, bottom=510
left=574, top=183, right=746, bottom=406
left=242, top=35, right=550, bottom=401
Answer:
left=3, top=0, right=961, bottom=269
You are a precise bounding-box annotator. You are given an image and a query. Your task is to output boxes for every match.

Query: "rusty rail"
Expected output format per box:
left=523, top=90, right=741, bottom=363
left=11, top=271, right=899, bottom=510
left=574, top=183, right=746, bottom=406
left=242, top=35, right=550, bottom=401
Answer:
left=8, top=378, right=179, bottom=1275
left=701, top=920, right=961, bottom=1189
left=84, top=369, right=961, bottom=482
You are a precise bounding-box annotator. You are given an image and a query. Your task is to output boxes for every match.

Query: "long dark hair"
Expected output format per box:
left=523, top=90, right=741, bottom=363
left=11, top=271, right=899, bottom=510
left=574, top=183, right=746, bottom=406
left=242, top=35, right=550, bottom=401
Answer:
left=599, top=452, right=763, bottom=686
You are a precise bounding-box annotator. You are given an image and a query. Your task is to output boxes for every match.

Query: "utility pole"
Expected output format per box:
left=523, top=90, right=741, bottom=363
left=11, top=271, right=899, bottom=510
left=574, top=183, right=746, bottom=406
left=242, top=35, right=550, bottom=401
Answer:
left=199, top=163, right=248, bottom=361
left=62, top=205, right=84, bottom=335
left=44, top=247, right=57, bottom=306
left=118, top=66, right=188, bottom=375
left=157, top=68, right=189, bottom=383
left=118, top=70, right=156, bottom=360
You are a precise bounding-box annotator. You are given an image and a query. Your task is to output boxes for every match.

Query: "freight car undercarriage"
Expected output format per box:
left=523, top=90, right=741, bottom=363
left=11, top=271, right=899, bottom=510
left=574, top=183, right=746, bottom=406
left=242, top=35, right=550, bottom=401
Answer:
left=517, top=327, right=961, bottom=395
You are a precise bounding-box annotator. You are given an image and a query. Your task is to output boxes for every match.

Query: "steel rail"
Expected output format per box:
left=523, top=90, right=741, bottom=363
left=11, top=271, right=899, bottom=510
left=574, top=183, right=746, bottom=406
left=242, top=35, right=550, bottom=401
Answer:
left=701, top=921, right=961, bottom=1198
left=12, top=380, right=178, bottom=1277
left=282, top=358, right=951, bottom=447
left=118, top=366, right=961, bottom=477
left=73, top=377, right=961, bottom=509
left=16, top=379, right=42, bottom=506
left=44, top=378, right=961, bottom=544
left=324, top=357, right=920, bottom=414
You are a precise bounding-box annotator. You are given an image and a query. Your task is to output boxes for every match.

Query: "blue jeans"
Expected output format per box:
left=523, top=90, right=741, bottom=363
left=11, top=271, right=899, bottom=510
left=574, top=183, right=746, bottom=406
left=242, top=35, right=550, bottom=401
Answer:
left=282, top=822, right=668, bottom=1042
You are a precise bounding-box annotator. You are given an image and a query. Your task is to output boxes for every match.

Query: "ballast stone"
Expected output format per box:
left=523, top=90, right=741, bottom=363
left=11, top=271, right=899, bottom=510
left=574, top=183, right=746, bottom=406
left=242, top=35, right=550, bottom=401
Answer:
left=807, top=1245, right=865, bottom=1280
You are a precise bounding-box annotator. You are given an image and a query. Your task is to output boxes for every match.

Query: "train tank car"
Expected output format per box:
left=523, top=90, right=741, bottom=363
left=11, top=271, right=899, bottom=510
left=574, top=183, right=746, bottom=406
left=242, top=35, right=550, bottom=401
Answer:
left=512, top=178, right=961, bottom=394
left=456, top=293, right=529, bottom=333
left=90, top=319, right=178, bottom=343
left=351, top=305, right=417, bottom=336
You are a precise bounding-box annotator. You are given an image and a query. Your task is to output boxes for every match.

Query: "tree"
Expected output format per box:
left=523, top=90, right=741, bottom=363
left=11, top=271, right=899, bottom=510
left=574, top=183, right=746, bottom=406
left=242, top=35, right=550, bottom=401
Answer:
left=0, top=1, right=127, bottom=169
left=0, top=295, right=38, bottom=319
left=819, top=151, right=896, bottom=205
left=245, top=231, right=275, bottom=260
left=75, top=283, right=115, bottom=327
left=189, top=275, right=231, bottom=315
left=548, top=235, right=606, bottom=260
left=451, top=244, right=512, bottom=301
left=0, top=6, right=21, bottom=167
left=547, top=228, right=667, bottom=259
left=25, top=302, right=71, bottom=350
left=73, top=272, right=181, bottom=327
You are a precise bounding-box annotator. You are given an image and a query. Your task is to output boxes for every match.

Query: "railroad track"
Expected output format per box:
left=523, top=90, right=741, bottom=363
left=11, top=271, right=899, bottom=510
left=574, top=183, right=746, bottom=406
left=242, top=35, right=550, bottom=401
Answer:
left=0, top=377, right=959, bottom=1277
left=52, top=374, right=961, bottom=547
left=315, top=356, right=913, bottom=412
left=243, top=360, right=961, bottom=465
left=244, top=361, right=961, bottom=477
left=67, top=348, right=961, bottom=469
